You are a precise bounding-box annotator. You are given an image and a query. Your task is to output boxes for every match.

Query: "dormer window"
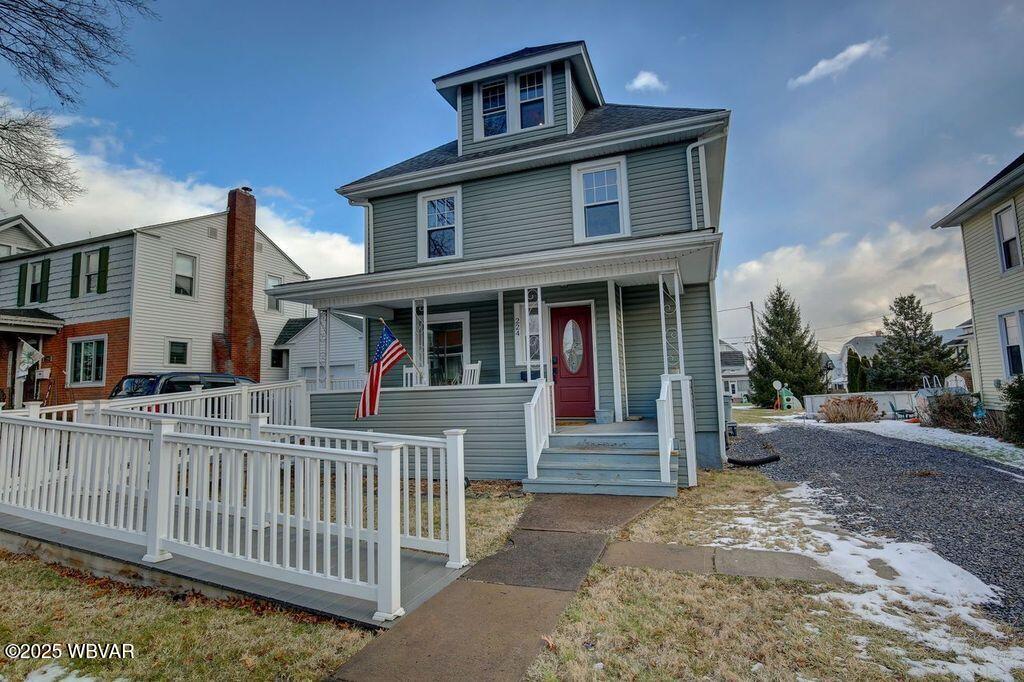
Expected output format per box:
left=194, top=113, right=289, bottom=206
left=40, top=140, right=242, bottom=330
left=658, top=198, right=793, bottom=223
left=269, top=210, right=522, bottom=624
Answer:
left=481, top=80, right=507, bottom=137
left=518, top=70, right=545, bottom=128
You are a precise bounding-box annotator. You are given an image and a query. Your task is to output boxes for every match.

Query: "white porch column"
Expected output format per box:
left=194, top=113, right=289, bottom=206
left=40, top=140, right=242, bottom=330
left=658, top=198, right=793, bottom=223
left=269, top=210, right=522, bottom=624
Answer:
left=672, top=272, right=686, bottom=375
left=657, top=273, right=670, bottom=375
left=316, top=307, right=331, bottom=390
left=607, top=280, right=623, bottom=421
left=497, top=291, right=506, bottom=384
left=411, top=298, right=428, bottom=385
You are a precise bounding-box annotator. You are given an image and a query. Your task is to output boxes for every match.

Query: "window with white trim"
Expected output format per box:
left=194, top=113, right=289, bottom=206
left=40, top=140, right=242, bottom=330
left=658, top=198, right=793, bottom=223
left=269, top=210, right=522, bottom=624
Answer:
left=271, top=348, right=288, bottom=368
left=167, top=339, right=189, bottom=365
left=68, top=336, right=105, bottom=386
left=518, top=70, right=545, bottom=129
left=571, top=157, right=631, bottom=243
left=266, top=274, right=282, bottom=311
left=28, top=260, right=44, bottom=303
left=514, top=302, right=543, bottom=367
left=174, top=252, right=196, bottom=297
left=1000, top=311, right=1023, bottom=377
left=995, top=203, right=1021, bottom=271
left=0, top=245, right=11, bottom=257
left=480, top=79, right=507, bottom=137
left=417, top=187, right=462, bottom=262
left=83, top=249, right=101, bottom=294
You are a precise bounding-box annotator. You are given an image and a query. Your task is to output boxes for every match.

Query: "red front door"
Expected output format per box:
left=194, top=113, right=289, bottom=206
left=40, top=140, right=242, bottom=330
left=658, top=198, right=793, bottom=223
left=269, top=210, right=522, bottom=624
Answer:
left=551, top=306, right=595, bottom=418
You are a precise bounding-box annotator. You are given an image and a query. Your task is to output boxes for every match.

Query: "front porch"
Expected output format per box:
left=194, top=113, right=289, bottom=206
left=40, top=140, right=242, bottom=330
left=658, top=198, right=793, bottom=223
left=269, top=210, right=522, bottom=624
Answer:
left=278, top=232, right=726, bottom=495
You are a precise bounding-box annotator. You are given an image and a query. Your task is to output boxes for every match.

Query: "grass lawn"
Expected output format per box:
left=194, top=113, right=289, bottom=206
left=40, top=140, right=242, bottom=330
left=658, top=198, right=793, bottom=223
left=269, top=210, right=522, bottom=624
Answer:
left=0, top=482, right=529, bottom=681
left=730, top=404, right=792, bottom=425
left=529, top=469, right=1024, bottom=681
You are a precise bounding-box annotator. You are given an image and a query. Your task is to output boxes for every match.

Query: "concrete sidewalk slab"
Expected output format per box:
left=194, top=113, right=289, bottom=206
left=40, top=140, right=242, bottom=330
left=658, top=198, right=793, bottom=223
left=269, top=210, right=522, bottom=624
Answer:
left=714, top=547, right=844, bottom=584
left=516, top=494, right=661, bottom=533
left=602, top=541, right=715, bottom=574
left=463, top=529, right=607, bottom=591
left=330, top=580, right=572, bottom=682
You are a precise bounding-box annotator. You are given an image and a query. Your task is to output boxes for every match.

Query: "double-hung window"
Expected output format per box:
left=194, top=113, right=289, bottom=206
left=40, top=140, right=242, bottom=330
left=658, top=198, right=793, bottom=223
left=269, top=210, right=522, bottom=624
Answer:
left=28, top=261, right=44, bottom=303
left=174, top=252, right=196, bottom=297
left=417, top=186, right=462, bottom=262
left=1000, top=311, right=1024, bottom=377
left=83, top=249, right=101, bottom=294
left=995, top=202, right=1021, bottom=271
left=266, top=274, right=282, bottom=311
left=518, top=70, right=545, bottom=129
left=571, top=157, right=631, bottom=243
left=167, top=339, right=189, bottom=365
left=0, top=245, right=11, bottom=257
left=481, top=79, right=507, bottom=137
left=69, top=336, right=106, bottom=386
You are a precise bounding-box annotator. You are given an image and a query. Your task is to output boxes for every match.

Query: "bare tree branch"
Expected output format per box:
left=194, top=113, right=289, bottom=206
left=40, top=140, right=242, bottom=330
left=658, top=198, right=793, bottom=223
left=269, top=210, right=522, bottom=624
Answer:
left=0, top=100, right=82, bottom=207
left=0, top=0, right=154, bottom=106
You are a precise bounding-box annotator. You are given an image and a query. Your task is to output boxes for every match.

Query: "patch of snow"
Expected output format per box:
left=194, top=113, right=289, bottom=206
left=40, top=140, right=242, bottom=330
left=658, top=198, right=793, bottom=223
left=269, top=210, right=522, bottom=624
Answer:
left=733, top=405, right=755, bottom=410
left=25, top=664, right=102, bottom=681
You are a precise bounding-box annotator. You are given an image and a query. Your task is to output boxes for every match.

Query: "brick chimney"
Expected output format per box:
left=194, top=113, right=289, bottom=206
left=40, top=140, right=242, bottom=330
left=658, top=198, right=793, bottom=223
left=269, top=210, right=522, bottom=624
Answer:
left=212, top=187, right=262, bottom=380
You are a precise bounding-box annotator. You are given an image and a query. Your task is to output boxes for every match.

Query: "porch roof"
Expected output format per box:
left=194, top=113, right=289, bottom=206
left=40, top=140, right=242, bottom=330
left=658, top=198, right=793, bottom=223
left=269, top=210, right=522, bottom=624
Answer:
left=0, top=308, right=64, bottom=335
left=273, top=230, right=720, bottom=311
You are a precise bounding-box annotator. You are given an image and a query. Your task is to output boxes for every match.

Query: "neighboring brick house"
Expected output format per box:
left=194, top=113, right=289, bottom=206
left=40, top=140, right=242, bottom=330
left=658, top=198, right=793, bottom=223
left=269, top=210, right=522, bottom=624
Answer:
left=0, top=188, right=309, bottom=407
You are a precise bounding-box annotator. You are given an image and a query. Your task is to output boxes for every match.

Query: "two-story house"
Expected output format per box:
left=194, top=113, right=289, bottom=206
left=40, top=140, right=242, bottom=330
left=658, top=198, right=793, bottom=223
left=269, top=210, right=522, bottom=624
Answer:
left=273, top=42, right=730, bottom=495
left=0, top=188, right=309, bottom=407
left=932, top=151, right=1024, bottom=415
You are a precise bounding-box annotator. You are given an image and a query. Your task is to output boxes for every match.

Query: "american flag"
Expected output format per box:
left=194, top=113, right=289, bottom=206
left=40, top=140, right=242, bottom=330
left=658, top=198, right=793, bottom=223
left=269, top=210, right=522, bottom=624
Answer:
left=355, top=323, right=409, bottom=419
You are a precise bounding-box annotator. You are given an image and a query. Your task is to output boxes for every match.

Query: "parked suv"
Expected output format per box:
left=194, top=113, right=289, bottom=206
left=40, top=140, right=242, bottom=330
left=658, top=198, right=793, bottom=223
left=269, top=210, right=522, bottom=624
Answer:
left=109, top=372, right=256, bottom=399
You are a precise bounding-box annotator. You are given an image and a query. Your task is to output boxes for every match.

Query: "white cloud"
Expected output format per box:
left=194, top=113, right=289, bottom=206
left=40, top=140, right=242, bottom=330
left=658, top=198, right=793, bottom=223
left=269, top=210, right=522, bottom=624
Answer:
left=625, top=70, right=667, bottom=93
left=976, top=153, right=998, bottom=166
left=787, top=37, right=889, bottom=89
left=0, top=124, right=363, bottom=280
left=1012, top=122, right=1024, bottom=138
left=718, top=220, right=969, bottom=354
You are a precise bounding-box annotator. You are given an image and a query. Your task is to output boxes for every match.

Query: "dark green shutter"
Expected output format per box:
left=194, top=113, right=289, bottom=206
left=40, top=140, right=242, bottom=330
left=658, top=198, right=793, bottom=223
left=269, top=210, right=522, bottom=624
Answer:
left=96, top=246, right=109, bottom=294
left=38, top=259, right=50, bottom=303
left=70, top=252, right=82, bottom=298
left=16, top=263, right=26, bottom=307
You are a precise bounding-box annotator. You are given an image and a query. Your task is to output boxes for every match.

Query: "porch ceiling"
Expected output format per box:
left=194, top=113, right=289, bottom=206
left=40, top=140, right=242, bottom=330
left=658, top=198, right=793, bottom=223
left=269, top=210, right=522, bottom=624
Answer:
left=275, top=230, right=720, bottom=310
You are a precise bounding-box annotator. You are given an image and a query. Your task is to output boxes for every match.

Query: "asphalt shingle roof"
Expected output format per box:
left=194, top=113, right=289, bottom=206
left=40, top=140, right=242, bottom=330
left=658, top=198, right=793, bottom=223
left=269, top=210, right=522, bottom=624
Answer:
left=433, top=42, right=584, bottom=82
left=274, top=317, right=315, bottom=346
left=0, top=308, right=63, bottom=321
left=342, top=103, right=726, bottom=189
left=720, top=350, right=745, bottom=368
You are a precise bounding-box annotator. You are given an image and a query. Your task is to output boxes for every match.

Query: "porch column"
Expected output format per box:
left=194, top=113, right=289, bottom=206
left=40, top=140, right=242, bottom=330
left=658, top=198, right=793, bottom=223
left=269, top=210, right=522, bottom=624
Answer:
left=607, top=280, right=623, bottom=421
left=657, top=273, right=670, bottom=374
left=316, top=307, right=331, bottom=390
left=672, top=272, right=686, bottom=375
left=497, top=291, right=506, bottom=384
left=411, top=298, right=428, bottom=386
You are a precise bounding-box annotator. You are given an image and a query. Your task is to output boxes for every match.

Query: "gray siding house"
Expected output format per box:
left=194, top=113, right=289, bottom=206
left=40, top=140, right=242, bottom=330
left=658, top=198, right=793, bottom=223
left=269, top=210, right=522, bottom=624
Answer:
left=274, top=42, right=730, bottom=495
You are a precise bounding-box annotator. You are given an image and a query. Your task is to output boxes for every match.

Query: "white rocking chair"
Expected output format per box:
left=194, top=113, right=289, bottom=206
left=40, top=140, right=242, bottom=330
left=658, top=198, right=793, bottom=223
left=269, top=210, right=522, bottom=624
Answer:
left=461, top=361, right=481, bottom=386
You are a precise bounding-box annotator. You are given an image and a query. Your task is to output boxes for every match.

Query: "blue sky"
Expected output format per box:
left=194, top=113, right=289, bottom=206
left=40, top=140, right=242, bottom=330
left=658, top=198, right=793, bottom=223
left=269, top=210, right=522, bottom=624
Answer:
left=1, top=0, right=1022, bottom=351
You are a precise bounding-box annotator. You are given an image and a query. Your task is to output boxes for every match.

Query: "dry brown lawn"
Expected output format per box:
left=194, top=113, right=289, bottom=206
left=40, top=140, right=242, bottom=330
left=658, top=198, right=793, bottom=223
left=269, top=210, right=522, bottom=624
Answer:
left=465, top=480, right=530, bottom=561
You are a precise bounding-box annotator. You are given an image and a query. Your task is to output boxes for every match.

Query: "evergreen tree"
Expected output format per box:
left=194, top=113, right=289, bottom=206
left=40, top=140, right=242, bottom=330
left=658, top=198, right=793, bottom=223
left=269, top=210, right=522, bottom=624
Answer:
left=868, top=294, right=963, bottom=390
left=748, top=284, right=829, bottom=407
left=846, top=349, right=870, bottom=392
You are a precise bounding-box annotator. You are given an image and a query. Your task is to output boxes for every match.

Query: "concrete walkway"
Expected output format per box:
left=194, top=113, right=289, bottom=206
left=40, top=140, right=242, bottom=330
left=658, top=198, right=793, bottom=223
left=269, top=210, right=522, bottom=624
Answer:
left=602, top=541, right=844, bottom=584
left=330, top=494, right=658, bottom=682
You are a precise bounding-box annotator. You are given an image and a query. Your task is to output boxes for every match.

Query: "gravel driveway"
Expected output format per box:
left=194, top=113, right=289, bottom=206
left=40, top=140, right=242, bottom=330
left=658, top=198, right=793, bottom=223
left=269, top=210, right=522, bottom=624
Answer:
left=730, top=423, right=1024, bottom=627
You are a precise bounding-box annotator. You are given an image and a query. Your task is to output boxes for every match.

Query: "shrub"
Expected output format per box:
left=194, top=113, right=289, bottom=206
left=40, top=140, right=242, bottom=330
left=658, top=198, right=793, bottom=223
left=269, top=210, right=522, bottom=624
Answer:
left=1002, top=376, right=1024, bottom=445
left=930, top=393, right=976, bottom=432
left=818, top=396, right=878, bottom=423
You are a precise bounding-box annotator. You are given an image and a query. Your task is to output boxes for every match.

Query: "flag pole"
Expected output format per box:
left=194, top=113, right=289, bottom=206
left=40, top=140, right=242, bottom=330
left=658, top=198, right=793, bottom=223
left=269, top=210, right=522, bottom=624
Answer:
left=379, top=317, right=426, bottom=383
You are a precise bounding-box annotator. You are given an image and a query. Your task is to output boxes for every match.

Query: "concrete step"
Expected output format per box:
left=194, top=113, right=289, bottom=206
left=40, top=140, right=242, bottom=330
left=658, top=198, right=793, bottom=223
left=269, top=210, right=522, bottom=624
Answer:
left=522, top=477, right=678, bottom=497
left=548, top=433, right=659, bottom=450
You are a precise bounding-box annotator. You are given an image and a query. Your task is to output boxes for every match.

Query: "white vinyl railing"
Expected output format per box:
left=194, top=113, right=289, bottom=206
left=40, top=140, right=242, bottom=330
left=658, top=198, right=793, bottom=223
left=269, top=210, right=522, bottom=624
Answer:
left=307, top=376, right=368, bottom=392
left=0, top=409, right=468, bottom=621
left=523, top=381, right=555, bottom=480
left=657, top=373, right=697, bottom=487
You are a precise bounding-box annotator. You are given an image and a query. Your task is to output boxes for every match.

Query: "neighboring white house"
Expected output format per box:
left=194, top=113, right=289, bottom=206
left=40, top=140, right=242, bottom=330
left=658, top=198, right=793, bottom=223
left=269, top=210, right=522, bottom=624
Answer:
left=720, top=340, right=749, bottom=401
left=0, top=215, right=52, bottom=255
left=274, top=312, right=366, bottom=389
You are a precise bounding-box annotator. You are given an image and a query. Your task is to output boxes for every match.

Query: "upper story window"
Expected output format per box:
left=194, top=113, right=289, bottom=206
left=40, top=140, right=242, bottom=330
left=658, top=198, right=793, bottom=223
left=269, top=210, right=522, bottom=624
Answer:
left=995, top=201, right=1021, bottom=271
left=174, top=252, right=196, bottom=297
left=1000, top=311, right=1023, bottom=377
left=266, top=274, right=283, bottom=311
left=481, top=80, right=507, bottom=137
left=28, top=260, right=44, bottom=303
left=417, top=186, right=463, bottom=263
left=518, top=70, right=545, bottom=129
left=83, top=249, right=101, bottom=294
left=571, top=156, right=631, bottom=243
left=473, top=65, right=551, bottom=141
left=0, top=245, right=11, bottom=257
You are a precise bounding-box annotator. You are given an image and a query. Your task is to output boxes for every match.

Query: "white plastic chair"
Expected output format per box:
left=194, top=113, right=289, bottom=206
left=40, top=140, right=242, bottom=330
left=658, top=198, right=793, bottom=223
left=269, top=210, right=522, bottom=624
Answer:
left=461, top=361, right=481, bottom=386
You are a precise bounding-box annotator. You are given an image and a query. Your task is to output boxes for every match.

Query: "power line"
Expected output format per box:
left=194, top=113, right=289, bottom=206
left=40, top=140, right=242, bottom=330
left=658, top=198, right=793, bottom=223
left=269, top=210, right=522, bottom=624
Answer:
left=815, top=299, right=970, bottom=343
left=808, top=293, right=968, bottom=334
left=716, top=305, right=750, bottom=313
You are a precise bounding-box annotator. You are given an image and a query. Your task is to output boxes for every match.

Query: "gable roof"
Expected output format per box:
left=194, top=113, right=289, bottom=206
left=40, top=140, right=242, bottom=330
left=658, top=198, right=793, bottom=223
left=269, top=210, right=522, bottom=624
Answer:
left=433, top=42, right=584, bottom=82
left=341, top=104, right=727, bottom=191
left=0, top=307, right=62, bottom=321
left=274, top=317, right=315, bottom=345
left=843, top=334, right=886, bottom=359
left=0, top=215, right=53, bottom=247
left=931, top=150, right=1024, bottom=228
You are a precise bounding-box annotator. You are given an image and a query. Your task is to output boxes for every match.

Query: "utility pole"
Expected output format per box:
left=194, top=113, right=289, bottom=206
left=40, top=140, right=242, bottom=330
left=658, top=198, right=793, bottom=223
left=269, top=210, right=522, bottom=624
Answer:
left=749, top=301, right=760, bottom=353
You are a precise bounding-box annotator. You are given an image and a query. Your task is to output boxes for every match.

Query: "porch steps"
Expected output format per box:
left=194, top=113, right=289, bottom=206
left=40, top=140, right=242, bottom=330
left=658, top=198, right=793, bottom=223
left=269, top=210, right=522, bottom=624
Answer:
left=523, top=433, right=680, bottom=497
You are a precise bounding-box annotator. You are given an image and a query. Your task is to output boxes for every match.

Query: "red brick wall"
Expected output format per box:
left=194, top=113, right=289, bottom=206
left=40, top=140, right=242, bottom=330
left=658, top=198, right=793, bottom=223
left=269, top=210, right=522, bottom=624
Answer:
left=213, top=187, right=262, bottom=380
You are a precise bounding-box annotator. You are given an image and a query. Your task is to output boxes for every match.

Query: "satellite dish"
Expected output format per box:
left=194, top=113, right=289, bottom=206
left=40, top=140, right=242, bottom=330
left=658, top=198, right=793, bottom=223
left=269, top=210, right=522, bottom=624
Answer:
left=772, top=380, right=783, bottom=390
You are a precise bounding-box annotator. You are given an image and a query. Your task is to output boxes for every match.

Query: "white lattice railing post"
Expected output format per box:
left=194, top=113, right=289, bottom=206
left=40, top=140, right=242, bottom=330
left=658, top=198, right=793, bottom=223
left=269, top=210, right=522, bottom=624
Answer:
left=25, top=401, right=41, bottom=419
left=189, top=385, right=204, bottom=417
left=249, top=413, right=270, bottom=527
left=373, top=441, right=405, bottom=622
left=444, top=429, right=468, bottom=568
left=142, top=418, right=177, bottom=563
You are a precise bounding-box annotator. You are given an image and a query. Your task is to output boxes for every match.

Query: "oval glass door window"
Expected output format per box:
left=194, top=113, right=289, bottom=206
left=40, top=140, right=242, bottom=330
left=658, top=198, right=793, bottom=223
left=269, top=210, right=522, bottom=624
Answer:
left=562, top=320, right=584, bottom=373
